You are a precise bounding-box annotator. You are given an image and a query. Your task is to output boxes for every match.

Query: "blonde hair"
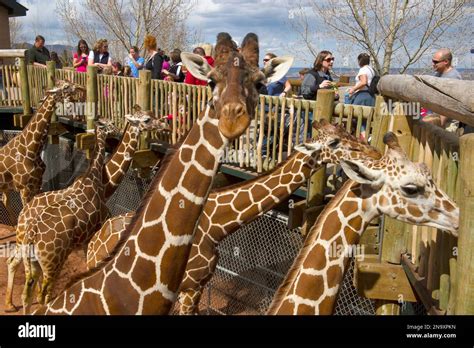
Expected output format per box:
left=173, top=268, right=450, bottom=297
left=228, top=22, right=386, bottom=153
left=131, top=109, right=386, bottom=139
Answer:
left=201, top=43, right=213, bottom=57
left=144, top=35, right=157, bottom=51
left=94, top=39, right=108, bottom=52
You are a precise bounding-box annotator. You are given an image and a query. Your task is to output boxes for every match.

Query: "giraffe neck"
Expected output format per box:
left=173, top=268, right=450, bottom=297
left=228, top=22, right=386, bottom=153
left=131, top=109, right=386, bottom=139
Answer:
left=83, top=129, right=107, bottom=187
left=203, top=151, right=314, bottom=242
left=44, top=104, right=228, bottom=314
left=102, top=123, right=138, bottom=200
left=268, top=179, right=379, bottom=315
left=16, top=94, right=57, bottom=155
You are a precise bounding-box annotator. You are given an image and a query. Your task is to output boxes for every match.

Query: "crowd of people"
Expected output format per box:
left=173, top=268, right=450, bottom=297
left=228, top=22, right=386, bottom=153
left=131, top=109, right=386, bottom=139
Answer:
left=26, top=34, right=465, bottom=133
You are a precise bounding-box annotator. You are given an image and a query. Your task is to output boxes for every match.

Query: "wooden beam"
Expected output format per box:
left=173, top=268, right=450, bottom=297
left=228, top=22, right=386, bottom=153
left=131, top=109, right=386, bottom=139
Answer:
left=13, top=113, right=32, bottom=128
left=76, top=132, right=95, bottom=158
left=0, top=49, right=27, bottom=58
left=354, top=254, right=417, bottom=303
left=288, top=200, right=306, bottom=229
left=401, top=254, right=444, bottom=315
left=132, top=149, right=160, bottom=169
left=455, top=134, right=474, bottom=314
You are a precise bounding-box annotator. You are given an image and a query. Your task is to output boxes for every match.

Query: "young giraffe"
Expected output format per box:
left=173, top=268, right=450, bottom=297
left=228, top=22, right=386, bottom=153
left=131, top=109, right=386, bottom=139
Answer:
left=34, top=32, right=293, bottom=315
left=102, top=106, right=168, bottom=200
left=267, top=133, right=459, bottom=315
left=4, top=112, right=163, bottom=312
left=14, top=120, right=114, bottom=314
left=0, top=81, right=84, bottom=214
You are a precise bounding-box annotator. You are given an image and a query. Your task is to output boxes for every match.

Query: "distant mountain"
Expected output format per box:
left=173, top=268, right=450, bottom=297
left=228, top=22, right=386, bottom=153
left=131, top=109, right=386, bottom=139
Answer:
left=12, top=42, right=75, bottom=54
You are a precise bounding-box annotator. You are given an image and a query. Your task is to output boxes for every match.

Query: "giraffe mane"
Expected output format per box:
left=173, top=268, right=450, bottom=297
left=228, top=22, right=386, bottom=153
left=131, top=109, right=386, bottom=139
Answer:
left=267, top=179, right=357, bottom=314
left=61, top=146, right=180, bottom=291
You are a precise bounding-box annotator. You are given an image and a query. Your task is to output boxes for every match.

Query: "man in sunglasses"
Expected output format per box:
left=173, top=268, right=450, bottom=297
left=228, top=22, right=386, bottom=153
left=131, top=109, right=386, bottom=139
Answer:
left=432, top=48, right=462, bottom=80
left=430, top=48, right=464, bottom=132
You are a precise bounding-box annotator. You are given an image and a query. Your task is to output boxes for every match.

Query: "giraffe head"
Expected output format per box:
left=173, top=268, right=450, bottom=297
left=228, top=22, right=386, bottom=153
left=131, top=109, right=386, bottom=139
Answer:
left=294, top=119, right=382, bottom=167
left=95, top=118, right=118, bottom=137
left=44, top=79, right=86, bottom=103
left=182, top=32, right=293, bottom=140
left=125, top=105, right=170, bottom=132
left=339, top=132, right=459, bottom=235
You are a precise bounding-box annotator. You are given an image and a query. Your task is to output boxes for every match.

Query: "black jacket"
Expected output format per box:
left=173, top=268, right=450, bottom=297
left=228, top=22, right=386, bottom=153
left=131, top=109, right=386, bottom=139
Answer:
left=301, top=69, right=333, bottom=100
left=145, top=53, right=164, bottom=80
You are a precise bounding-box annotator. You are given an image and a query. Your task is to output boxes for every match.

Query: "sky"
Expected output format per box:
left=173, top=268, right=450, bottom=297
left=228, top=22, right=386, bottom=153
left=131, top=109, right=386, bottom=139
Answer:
left=13, top=0, right=474, bottom=69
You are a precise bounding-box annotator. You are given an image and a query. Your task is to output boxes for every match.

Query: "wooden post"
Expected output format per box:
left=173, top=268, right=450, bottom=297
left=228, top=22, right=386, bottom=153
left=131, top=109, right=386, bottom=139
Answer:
left=381, top=102, right=412, bottom=264
left=18, top=56, right=31, bottom=116
left=372, top=95, right=389, bottom=153
left=302, top=89, right=334, bottom=235
left=138, top=70, right=152, bottom=150
left=46, top=61, right=60, bottom=144
left=86, top=65, right=98, bottom=130
left=307, top=89, right=334, bottom=206
left=454, top=134, right=474, bottom=314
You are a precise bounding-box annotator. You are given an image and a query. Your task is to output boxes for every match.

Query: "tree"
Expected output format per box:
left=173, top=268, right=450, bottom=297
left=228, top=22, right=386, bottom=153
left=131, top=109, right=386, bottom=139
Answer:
left=287, top=0, right=472, bottom=75
left=56, top=0, right=197, bottom=61
left=9, top=17, right=25, bottom=47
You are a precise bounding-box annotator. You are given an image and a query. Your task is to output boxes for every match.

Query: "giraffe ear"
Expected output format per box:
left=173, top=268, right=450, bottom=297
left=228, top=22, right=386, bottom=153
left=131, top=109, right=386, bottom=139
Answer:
left=263, top=56, right=294, bottom=84
left=181, top=52, right=212, bottom=82
left=294, top=142, right=321, bottom=156
left=340, top=159, right=383, bottom=188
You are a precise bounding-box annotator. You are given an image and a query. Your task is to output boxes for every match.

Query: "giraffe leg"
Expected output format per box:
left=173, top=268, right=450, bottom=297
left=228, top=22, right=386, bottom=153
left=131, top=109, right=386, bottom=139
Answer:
left=2, top=191, right=17, bottom=225
left=179, top=254, right=219, bottom=315
left=38, top=273, right=57, bottom=305
left=5, top=246, right=22, bottom=312
left=21, top=258, right=41, bottom=315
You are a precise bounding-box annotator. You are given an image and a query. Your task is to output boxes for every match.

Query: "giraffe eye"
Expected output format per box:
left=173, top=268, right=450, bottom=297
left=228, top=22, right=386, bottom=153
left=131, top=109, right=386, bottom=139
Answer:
left=402, top=185, right=420, bottom=196
left=327, top=138, right=340, bottom=149
left=208, top=78, right=216, bottom=90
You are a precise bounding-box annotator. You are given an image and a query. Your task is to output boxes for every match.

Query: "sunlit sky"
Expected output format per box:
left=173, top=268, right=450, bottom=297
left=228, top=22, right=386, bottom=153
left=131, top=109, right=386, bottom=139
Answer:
left=14, top=0, right=474, bottom=69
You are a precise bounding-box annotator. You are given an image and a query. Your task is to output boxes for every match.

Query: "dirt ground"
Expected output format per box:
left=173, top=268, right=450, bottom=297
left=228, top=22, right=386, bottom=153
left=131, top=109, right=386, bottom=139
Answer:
left=0, top=225, right=88, bottom=315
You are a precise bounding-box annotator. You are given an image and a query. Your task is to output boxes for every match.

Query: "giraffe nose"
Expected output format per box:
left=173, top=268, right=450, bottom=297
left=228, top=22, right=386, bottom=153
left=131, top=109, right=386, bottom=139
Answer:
left=221, top=103, right=246, bottom=119
left=219, top=103, right=250, bottom=140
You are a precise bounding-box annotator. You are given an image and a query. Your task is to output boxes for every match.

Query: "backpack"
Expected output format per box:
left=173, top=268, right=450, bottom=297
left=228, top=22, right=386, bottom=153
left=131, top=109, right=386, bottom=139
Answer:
left=367, top=66, right=380, bottom=96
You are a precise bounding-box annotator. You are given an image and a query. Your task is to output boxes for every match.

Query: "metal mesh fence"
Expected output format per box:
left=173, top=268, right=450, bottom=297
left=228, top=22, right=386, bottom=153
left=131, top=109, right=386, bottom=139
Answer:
left=198, top=211, right=376, bottom=315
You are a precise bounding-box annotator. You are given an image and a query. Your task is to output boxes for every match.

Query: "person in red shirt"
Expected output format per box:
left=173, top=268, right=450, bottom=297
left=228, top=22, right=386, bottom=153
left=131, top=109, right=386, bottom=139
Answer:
left=184, top=46, right=215, bottom=86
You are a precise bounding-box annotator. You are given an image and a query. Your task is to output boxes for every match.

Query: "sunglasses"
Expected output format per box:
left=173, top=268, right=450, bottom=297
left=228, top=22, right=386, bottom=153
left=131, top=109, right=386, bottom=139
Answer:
left=324, top=57, right=335, bottom=62
left=263, top=58, right=270, bottom=62
left=432, top=59, right=444, bottom=64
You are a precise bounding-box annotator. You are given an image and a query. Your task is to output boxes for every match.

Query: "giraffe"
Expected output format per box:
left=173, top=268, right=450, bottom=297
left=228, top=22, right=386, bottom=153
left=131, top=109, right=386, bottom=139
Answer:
left=34, top=32, right=293, bottom=315
left=267, top=132, right=459, bottom=315
left=0, top=80, right=84, bottom=216
left=9, top=119, right=114, bottom=314
left=102, top=106, right=169, bottom=200
left=4, top=111, right=163, bottom=312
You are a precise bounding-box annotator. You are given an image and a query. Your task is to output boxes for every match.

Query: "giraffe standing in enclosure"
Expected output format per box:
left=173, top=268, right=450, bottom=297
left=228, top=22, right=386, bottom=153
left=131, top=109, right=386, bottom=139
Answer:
left=0, top=81, right=84, bottom=217
left=4, top=111, right=163, bottom=312
left=7, top=120, right=114, bottom=314
left=34, top=32, right=293, bottom=315
left=267, top=133, right=459, bottom=315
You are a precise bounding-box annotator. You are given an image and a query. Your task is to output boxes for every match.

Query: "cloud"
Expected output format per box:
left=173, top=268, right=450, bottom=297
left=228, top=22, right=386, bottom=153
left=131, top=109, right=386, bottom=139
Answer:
left=16, top=0, right=66, bottom=44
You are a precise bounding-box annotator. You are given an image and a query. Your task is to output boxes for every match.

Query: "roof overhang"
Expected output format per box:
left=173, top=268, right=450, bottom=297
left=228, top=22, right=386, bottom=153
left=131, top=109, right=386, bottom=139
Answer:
left=0, top=0, right=28, bottom=17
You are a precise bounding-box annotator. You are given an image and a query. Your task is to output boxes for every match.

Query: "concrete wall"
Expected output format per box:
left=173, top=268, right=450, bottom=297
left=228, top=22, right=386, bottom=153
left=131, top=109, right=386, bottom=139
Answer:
left=0, top=6, right=11, bottom=49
